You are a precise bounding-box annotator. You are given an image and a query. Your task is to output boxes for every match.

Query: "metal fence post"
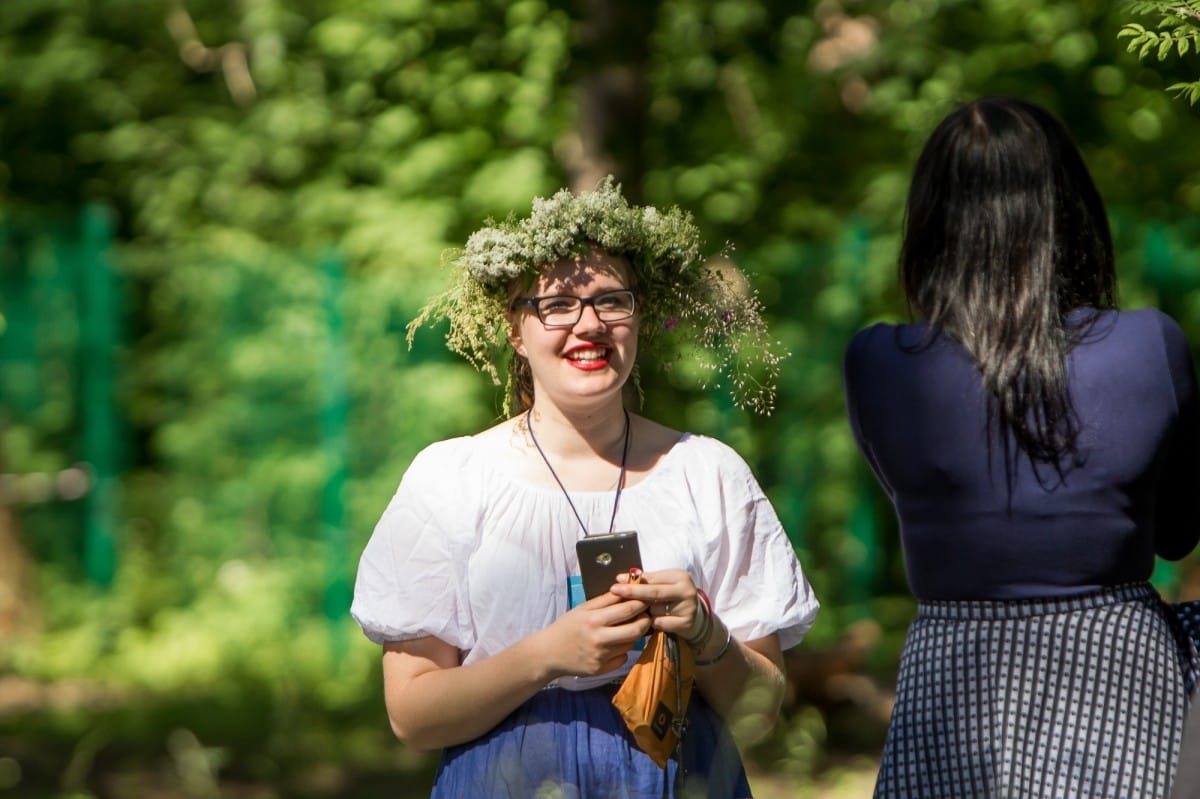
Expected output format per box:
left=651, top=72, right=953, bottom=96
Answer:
left=79, top=205, right=120, bottom=586
left=321, top=250, right=351, bottom=660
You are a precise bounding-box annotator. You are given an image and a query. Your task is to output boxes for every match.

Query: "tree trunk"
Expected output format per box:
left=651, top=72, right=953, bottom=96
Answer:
left=563, top=0, right=659, bottom=198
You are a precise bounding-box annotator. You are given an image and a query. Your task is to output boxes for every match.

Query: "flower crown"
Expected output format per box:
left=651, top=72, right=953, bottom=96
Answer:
left=407, top=176, right=786, bottom=415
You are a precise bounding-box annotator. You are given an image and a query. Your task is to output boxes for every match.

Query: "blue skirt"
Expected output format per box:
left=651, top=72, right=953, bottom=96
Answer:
left=432, top=683, right=753, bottom=798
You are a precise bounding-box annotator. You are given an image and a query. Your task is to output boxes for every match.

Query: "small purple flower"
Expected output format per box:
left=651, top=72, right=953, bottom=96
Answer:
left=721, top=310, right=734, bottom=325
left=663, top=318, right=680, bottom=330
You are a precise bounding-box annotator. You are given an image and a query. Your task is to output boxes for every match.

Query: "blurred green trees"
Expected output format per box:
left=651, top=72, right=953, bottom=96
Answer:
left=2, top=0, right=1200, bottom=795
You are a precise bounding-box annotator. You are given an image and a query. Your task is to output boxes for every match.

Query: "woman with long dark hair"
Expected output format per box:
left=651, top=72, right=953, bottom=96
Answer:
left=844, top=96, right=1200, bottom=797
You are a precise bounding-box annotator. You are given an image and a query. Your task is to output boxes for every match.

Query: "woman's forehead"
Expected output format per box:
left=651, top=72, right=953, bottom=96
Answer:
left=534, top=250, right=632, bottom=292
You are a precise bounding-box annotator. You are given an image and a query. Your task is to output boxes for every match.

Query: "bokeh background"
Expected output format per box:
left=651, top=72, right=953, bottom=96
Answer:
left=2, top=1, right=1198, bottom=797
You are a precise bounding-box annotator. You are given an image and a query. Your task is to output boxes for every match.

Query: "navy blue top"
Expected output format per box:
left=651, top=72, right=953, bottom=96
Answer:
left=843, top=308, right=1200, bottom=600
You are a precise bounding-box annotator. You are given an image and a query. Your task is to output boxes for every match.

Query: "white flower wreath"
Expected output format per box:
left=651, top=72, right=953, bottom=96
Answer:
left=408, top=176, right=787, bottom=415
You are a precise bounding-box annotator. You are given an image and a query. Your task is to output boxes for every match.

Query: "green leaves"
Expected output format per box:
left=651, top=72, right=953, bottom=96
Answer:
left=4, top=7, right=1200, bottom=784
left=1118, top=1, right=1200, bottom=104
left=1118, top=21, right=1195, bottom=61
left=1168, top=80, right=1200, bottom=103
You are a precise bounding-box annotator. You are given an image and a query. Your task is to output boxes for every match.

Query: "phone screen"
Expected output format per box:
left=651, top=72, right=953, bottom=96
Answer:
left=575, top=531, right=642, bottom=600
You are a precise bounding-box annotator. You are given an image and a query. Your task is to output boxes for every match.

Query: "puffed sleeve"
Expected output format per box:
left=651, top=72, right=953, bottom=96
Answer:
left=695, top=440, right=819, bottom=651
left=350, top=439, right=477, bottom=650
left=1153, top=310, right=1200, bottom=560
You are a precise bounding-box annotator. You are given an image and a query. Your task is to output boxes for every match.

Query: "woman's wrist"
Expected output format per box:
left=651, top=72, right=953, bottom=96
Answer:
left=686, top=589, right=734, bottom=666
left=684, top=590, right=715, bottom=651
left=694, top=619, right=733, bottom=667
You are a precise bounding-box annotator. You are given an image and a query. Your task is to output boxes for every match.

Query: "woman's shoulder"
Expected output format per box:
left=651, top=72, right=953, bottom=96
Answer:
left=846, top=319, right=932, bottom=349
left=844, top=319, right=937, bottom=372
left=408, top=434, right=478, bottom=467
left=673, top=431, right=743, bottom=459
left=845, top=322, right=887, bottom=370
left=385, top=431, right=524, bottom=529
left=398, top=433, right=491, bottom=493
left=1076, top=307, right=1188, bottom=354
left=657, top=431, right=761, bottom=486
left=1080, top=305, right=1166, bottom=325
left=1114, top=306, right=1186, bottom=338
left=1070, top=308, right=1195, bottom=398
left=1115, top=307, right=1193, bottom=378
left=1079, top=305, right=1178, bottom=330
left=411, top=417, right=524, bottom=463
left=847, top=320, right=898, bottom=349
left=622, top=417, right=753, bottom=481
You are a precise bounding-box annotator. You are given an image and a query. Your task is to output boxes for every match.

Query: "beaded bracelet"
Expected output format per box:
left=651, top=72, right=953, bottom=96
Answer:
left=695, top=625, right=733, bottom=666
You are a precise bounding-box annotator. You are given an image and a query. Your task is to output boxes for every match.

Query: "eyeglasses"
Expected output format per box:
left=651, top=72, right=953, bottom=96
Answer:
left=511, top=289, right=637, bottom=328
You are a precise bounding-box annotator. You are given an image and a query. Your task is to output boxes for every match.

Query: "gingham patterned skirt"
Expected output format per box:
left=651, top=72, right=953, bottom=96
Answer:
left=875, top=583, right=1199, bottom=799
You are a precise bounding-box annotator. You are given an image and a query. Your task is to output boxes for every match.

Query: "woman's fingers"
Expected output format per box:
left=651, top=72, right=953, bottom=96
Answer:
left=583, top=591, right=648, bottom=622
left=609, top=569, right=713, bottom=640
left=609, top=568, right=695, bottom=610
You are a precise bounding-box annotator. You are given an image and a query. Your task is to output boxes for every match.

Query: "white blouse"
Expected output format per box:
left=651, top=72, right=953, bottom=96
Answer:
left=351, top=432, right=820, bottom=690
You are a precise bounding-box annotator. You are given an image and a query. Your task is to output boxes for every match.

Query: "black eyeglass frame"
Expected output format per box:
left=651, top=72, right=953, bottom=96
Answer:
left=511, top=289, right=638, bottom=328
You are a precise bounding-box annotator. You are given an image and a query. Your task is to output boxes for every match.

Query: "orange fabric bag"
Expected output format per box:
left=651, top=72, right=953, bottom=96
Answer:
left=611, top=573, right=696, bottom=768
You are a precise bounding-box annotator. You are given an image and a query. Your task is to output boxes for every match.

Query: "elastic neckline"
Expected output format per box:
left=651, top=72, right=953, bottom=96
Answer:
left=525, top=408, right=631, bottom=537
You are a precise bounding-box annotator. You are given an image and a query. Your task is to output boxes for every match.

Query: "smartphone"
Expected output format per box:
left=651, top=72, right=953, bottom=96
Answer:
left=575, top=531, right=642, bottom=600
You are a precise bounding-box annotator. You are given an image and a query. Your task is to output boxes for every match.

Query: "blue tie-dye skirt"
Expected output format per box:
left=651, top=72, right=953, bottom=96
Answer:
left=431, top=683, right=753, bottom=798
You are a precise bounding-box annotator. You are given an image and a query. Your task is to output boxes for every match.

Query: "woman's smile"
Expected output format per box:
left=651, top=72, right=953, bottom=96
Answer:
left=564, top=344, right=611, bottom=370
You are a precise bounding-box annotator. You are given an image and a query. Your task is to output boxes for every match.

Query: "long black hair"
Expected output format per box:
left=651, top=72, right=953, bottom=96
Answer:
left=900, top=96, right=1116, bottom=470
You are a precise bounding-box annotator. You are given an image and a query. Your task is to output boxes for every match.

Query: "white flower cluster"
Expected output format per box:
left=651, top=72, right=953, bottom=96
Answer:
left=458, top=177, right=694, bottom=289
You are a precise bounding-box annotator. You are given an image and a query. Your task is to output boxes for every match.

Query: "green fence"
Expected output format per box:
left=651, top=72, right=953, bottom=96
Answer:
left=0, top=216, right=354, bottom=617
left=0, top=206, right=122, bottom=586
left=4, top=207, right=1200, bottom=615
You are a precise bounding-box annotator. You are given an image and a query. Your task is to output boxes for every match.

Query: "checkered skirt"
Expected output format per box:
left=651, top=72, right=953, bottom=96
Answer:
left=875, top=583, right=1198, bottom=799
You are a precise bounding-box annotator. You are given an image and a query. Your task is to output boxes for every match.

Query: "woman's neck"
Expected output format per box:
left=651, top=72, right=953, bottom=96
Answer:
left=525, top=403, right=629, bottom=464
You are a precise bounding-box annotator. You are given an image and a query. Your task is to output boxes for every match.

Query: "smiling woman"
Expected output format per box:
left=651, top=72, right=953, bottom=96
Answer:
left=506, top=247, right=640, bottom=416
left=350, top=178, right=819, bottom=797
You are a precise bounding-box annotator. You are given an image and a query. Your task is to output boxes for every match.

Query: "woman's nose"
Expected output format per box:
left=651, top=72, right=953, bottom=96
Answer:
left=572, top=302, right=607, bottom=332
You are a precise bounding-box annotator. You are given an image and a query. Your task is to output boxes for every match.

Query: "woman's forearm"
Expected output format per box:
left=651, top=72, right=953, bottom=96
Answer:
left=383, top=631, right=558, bottom=752
left=383, top=597, right=650, bottom=752
left=692, top=629, right=786, bottom=737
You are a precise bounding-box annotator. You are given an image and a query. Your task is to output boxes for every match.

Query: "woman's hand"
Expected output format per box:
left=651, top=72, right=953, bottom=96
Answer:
left=537, top=591, right=651, bottom=680
left=609, top=568, right=786, bottom=733
left=609, top=568, right=706, bottom=643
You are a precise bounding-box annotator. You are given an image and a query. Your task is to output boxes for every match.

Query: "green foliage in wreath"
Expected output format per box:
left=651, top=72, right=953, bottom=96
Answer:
left=408, top=176, right=787, bottom=415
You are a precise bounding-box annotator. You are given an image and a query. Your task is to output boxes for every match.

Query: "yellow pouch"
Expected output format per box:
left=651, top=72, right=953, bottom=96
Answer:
left=611, top=628, right=696, bottom=767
